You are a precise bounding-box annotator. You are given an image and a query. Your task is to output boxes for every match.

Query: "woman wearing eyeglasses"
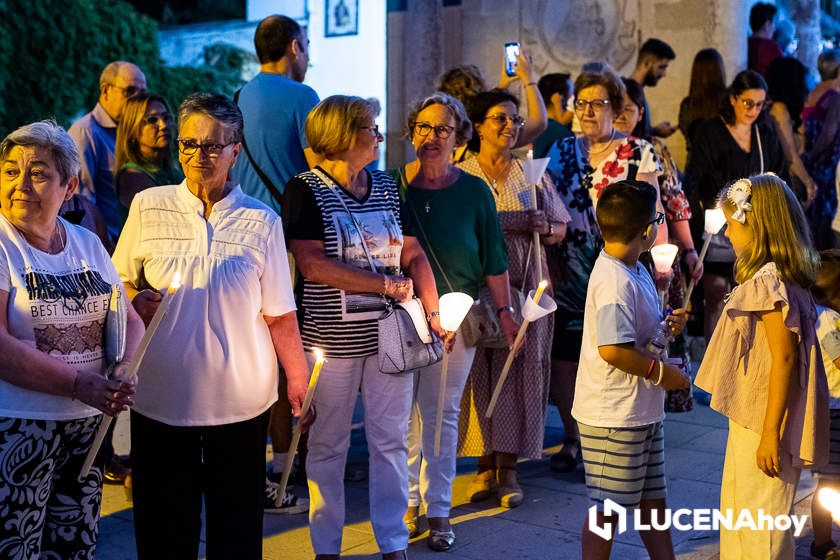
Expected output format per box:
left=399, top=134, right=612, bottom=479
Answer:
left=284, top=95, right=440, bottom=560
left=390, top=92, right=511, bottom=551
left=113, top=93, right=311, bottom=559
left=457, top=88, right=570, bottom=508
left=114, top=92, right=181, bottom=223
left=543, top=66, right=664, bottom=475
left=683, top=70, right=785, bottom=343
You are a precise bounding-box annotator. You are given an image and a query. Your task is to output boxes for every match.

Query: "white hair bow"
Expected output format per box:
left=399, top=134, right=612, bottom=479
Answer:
left=727, top=179, right=753, bottom=223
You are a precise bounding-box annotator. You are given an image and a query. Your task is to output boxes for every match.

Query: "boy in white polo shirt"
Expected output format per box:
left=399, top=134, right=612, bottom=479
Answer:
left=573, top=179, right=690, bottom=559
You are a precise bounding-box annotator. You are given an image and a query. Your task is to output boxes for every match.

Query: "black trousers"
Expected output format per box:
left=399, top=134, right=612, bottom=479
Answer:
left=131, top=409, right=270, bottom=560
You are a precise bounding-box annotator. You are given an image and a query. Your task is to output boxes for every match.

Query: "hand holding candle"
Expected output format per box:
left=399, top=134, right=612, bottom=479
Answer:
left=79, top=272, right=182, bottom=479
left=433, top=293, right=473, bottom=457
left=485, top=281, right=556, bottom=418
left=684, top=209, right=726, bottom=304
left=277, top=349, right=325, bottom=502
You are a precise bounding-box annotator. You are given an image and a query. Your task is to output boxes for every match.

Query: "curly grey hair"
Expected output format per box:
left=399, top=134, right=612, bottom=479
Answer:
left=404, top=92, right=472, bottom=147
left=0, top=120, right=80, bottom=184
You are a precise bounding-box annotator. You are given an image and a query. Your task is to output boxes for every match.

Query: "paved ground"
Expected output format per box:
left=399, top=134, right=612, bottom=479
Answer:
left=95, top=395, right=836, bottom=559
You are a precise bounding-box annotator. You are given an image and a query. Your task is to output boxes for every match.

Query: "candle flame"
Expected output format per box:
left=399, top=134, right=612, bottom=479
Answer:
left=314, top=348, right=324, bottom=363
left=538, top=280, right=548, bottom=290
left=168, top=272, right=182, bottom=293
left=526, top=147, right=534, bottom=159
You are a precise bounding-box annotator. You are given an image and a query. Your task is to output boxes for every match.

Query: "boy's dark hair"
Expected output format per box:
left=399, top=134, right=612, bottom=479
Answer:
left=749, top=2, right=777, bottom=33
left=814, top=249, right=840, bottom=307
left=596, top=180, right=659, bottom=243
left=537, top=73, right=571, bottom=105
left=255, top=15, right=302, bottom=64
left=638, top=38, right=676, bottom=63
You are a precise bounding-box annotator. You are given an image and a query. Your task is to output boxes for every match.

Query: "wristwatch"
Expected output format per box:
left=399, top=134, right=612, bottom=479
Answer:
left=426, top=311, right=441, bottom=322
left=496, top=305, right=515, bottom=318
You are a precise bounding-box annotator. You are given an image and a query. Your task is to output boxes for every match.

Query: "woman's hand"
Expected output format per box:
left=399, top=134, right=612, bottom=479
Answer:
left=684, top=250, right=703, bottom=281
left=132, top=289, right=162, bottom=326
left=666, top=308, right=688, bottom=337
left=384, top=275, right=414, bottom=302
left=499, top=48, right=537, bottom=89
left=756, top=432, right=781, bottom=478
left=74, top=370, right=135, bottom=417
left=499, top=311, right=521, bottom=352
left=525, top=209, right=549, bottom=235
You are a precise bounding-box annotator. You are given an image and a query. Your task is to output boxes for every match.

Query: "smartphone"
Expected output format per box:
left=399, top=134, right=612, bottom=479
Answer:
left=504, top=42, right=520, bottom=77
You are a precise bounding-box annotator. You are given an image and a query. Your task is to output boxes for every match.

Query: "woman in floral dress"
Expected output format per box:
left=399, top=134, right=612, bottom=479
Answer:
left=543, top=66, right=665, bottom=472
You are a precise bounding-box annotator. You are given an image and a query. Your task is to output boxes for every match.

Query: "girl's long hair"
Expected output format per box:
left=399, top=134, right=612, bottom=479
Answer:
left=720, top=173, right=819, bottom=287
left=115, top=92, right=174, bottom=175
left=684, top=49, right=727, bottom=123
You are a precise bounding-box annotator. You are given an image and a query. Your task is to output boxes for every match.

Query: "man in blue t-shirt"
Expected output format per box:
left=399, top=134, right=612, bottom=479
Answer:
left=232, top=14, right=320, bottom=214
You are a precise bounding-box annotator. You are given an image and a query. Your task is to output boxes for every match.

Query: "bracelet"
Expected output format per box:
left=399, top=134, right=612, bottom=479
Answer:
left=654, top=360, right=665, bottom=386
left=496, top=305, right=515, bottom=317
left=71, top=371, right=81, bottom=400
left=684, top=248, right=697, bottom=255
left=426, top=311, right=441, bottom=322
left=645, top=358, right=656, bottom=379
left=526, top=82, right=537, bottom=86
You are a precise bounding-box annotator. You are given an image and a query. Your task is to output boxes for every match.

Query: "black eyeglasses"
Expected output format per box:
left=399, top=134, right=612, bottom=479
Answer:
left=360, top=125, right=383, bottom=138
left=177, top=139, right=233, bottom=157
left=646, top=212, right=665, bottom=227
left=485, top=114, right=525, bottom=128
left=110, top=84, right=145, bottom=98
left=413, top=122, right=455, bottom=139
left=144, top=113, right=173, bottom=127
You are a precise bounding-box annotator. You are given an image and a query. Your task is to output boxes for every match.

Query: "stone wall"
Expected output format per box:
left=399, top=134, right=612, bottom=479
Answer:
left=386, top=0, right=751, bottom=168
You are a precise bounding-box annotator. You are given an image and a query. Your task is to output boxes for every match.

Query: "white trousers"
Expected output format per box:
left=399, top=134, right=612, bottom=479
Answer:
left=719, top=419, right=801, bottom=560
left=406, top=334, right=477, bottom=518
left=306, top=354, right=413, bottom=555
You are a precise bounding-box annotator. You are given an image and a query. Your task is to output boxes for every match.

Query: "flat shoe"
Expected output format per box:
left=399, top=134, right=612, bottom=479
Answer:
left=467, top=470, right=498, bottom=502
left=428, top=529, right=455, bottom=551
left=550, top=438, right=581, bottom=473
left=499, top=486, right=523, bottom=508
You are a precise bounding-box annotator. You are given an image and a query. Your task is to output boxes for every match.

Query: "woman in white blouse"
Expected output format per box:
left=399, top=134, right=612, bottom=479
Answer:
left=112, top=93, right=310, bottom=560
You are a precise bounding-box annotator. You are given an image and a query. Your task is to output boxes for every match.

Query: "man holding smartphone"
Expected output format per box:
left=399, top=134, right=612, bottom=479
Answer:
left=626, top=38, right=677, bottom=139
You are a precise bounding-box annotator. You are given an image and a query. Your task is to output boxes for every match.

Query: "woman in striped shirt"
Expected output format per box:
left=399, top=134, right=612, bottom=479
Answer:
left=283, top=95, right=440, bottom=560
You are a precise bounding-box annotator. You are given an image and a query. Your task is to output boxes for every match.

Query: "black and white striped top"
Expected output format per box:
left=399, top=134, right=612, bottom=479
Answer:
left=284, top=167, right=409, bottom=359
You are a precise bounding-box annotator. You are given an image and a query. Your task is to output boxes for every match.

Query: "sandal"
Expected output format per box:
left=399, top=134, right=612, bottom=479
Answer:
left=497, top=466, right=523, bottom=509
left=550, top=438, right=581, bottom=473
left=404, top=507, right=421, bottom=539
left=467, top=468, right=498, bottom=502
left=428, top=528, right=456, bottom=551
left=812, top=539, right=840, bottom=560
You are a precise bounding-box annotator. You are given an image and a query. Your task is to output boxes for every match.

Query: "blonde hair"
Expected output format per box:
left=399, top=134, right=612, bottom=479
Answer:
left=115, top=92, right=174, bottom=174
left=305, top=95, right=375, bottom=158
left=719, top=173, right=819, bottom=287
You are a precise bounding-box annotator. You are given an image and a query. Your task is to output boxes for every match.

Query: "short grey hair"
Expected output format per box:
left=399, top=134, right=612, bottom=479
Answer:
left=0, top=120, right=80, bottom=184
left=404, top=92, right=472, bottom=147
left=178, top=92, right=243, bottom=144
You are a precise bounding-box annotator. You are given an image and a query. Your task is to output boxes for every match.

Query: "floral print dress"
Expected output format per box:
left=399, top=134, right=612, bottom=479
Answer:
left=544, top=135, right=661, bottom=322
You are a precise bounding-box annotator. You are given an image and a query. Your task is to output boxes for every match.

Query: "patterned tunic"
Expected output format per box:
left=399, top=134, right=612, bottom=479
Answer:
left=456, top=157, right=571, bottom=459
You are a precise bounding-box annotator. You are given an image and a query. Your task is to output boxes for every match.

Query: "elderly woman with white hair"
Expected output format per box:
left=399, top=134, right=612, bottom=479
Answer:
left=0, top=120, right=143, bottom=558
left=390, top=92, right=513, bottom=551
left=113, top=92, right=310, bottom=559
left=284, top=95, right=440, bottom=560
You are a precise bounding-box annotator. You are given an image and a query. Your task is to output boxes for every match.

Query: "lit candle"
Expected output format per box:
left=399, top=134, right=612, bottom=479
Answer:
left=486, top=281, right=548, bottom=418
left=80, top=272, right=182, bottom=478
left=276, top=349, right=326, bottom=500
left=433, top=292, right=473, bottom=456
left=650, top=244, right=679, bottom=312
left=818, top=487, right=840, bottom=523
left=684, top=209, right=727, bottom=304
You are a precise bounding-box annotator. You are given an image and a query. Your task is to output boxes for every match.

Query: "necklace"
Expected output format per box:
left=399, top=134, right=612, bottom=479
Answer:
left=476, top=157, right=513, bottom=192
left=580, top=129, right=617, bottom=156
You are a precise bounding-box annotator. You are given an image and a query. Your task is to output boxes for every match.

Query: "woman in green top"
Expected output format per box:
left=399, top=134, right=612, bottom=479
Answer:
left=114, top=92, right=181, bottom=219
left=391, top=92, right=512, bottom=552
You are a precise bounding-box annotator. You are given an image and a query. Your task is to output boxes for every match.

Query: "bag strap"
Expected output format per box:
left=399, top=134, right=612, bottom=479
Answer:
left=233, top=88, right=285, bottom=208
left=755, top=124, right=764, bottom=174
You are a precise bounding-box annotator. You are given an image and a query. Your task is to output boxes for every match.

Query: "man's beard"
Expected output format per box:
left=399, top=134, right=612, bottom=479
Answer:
left=643, top=72, right=659, bottom=87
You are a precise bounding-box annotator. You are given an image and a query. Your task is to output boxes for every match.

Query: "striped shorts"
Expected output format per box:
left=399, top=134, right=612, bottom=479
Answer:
left=815, top=409, right=840, bottom=479
left=578, top=421, right=667, bottom=511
